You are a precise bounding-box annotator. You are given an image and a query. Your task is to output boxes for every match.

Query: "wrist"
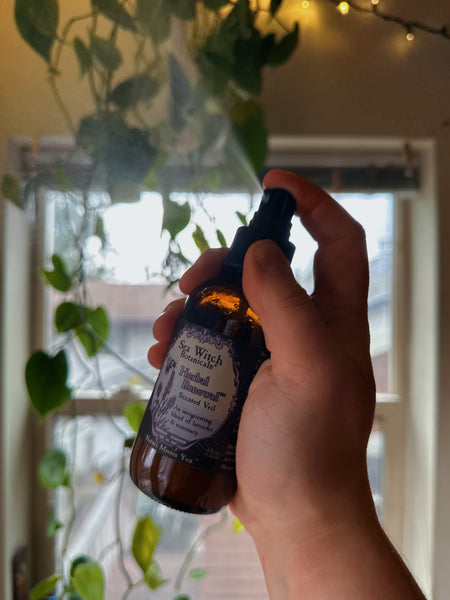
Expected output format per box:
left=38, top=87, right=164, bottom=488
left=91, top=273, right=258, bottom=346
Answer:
left=246, top=487, right=426, bottom=600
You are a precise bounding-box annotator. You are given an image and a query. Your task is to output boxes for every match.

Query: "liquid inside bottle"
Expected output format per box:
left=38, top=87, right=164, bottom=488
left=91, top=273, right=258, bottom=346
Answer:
left=130, top=276, right=267, bottom=513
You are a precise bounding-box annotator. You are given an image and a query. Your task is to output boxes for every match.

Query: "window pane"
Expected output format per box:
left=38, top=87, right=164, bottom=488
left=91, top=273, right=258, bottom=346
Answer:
left=333, top=193, right=394, bottom=393
left=45, top=189, right=394, bottom=394
left=54, top=415, right=383, bottom=599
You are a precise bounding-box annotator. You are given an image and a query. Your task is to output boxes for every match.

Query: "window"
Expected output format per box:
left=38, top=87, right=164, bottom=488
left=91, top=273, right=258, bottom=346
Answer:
left=32, top=139, right=419, bottom=598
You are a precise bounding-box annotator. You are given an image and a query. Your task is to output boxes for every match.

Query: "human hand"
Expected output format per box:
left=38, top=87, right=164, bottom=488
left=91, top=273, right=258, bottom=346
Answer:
left=150, top=169, right=425, bottom=599
left=150, top=169, right=375, bottom=529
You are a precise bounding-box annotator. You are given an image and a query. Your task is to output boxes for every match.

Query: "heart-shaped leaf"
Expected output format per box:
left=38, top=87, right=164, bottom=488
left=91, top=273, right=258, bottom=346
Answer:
left=15, top=0, right=58, bottom=62
left=55, top=302, right=86, bottom=332
left=42, top=254, right=72, bottom=292
left=162, top=196, right=191, bottom=240
left=76, top=306, right=110, bottom=357
left=25, top=350, right=71, bottom=417
left=72, top=561, right=104, bottom=600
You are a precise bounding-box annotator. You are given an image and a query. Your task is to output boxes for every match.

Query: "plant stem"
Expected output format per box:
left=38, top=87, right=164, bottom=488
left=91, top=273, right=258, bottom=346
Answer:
left=116, top=459, right=134, bottom=589
left=174, top=510, right=228, bottom=592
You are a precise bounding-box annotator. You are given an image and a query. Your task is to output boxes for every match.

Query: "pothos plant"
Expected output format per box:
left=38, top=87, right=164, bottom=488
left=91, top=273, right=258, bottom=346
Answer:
left=2, top=0, right=299, bottom=598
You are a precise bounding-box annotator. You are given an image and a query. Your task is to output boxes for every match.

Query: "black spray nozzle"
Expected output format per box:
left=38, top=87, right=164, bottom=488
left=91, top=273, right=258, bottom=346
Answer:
left=223, top=188, right=296, bottom=276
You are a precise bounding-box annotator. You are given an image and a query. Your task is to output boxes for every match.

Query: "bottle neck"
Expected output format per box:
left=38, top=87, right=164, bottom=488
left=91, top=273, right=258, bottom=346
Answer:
left=219, top=262, right=243, bottom=286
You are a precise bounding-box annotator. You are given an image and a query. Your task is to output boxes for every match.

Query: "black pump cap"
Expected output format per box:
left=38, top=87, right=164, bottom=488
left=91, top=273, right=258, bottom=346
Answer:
left=222, top=188, right=296, bottom=277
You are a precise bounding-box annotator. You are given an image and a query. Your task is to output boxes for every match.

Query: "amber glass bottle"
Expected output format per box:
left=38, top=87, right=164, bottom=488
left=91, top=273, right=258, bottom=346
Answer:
left=130, top=188, right=296, bottom=513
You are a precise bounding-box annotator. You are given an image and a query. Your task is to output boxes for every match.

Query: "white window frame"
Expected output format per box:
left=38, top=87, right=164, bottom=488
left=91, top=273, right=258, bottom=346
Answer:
left=22, top=135, right=438, bottom=597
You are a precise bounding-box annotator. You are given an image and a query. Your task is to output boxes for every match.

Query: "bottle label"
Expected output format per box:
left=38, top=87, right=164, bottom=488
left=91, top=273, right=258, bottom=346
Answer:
left=138, top=318, right=263, bottom=473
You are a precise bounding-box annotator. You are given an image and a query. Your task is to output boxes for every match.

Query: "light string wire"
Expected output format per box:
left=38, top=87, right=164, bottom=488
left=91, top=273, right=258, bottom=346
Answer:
left=318, top=0, right=450, bottom=41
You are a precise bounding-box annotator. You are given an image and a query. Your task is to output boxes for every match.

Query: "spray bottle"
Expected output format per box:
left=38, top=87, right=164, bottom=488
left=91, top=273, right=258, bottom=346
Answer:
left=130, top=188, right=296, bottom=513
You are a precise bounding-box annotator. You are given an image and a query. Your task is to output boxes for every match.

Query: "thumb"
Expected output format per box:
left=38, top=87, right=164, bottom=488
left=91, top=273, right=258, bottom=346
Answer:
left=243, top=240, right=330, bottom=377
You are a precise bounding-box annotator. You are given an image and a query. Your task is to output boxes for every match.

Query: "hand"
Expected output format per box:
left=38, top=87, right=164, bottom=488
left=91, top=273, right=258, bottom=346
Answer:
left=149, top=170, right=426, bottom=600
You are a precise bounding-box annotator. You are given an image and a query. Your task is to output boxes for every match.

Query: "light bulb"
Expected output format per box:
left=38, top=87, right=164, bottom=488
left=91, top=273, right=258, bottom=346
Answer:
left=301, top=0, right=310, bottom=8
left=371, top=0, right=379, bottom=5
left=338, top=2, right=350, bottom=15
left=406, top=31, right=415, bottom=41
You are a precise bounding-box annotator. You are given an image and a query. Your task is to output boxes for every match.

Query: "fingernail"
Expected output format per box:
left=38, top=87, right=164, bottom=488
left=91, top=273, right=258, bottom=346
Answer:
left=252, top=240, right=286, bottom=272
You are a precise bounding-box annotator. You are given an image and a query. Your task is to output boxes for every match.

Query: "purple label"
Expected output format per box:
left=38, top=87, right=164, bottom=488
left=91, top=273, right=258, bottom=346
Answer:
left=150, top=323, right=238, bottom=453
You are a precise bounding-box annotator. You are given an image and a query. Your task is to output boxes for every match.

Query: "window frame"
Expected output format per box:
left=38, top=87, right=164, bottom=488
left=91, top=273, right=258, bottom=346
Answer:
left=26, top=135, right=434, bottom=594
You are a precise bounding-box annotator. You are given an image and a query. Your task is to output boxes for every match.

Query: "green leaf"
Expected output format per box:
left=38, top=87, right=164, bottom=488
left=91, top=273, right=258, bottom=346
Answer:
left=25, top=350, right=72, bottom=417
left=216, top=229, right=227, bottom=248
left=73, top=561, right=104, bottom=600
left=42, top=253, right=72, bottom=292
left=108, top=75, right=158, bottom=109
left=92, top=0, right=137, bottom=32
left=30, top=574, right=62, bottom=600
left=173, top=596, right=191, bottom=600
left=265, top=23, right=299, bottom=66
left=76, top=306, right=110, bottom=357
left=144, top=561, right=167, bottom=590
left=235, top=211, right=248, bottom=226
left=132, top=516, right=162, bottom=573
left=166, top=0, right=196, bottom=21
left=90, top=35, right=122, bottom=71
left=54, top=302, right=109, bottom=356
left=46, top=508, right=63, bottom=537
left=38, top=448, right=69, bottom=489
left=14, top=0, right=58, bottom=62
left=1, top=174, right=21, bottom=207
left=73, top=37, right=92, bottom=77
left=124, top=402, right=145, bottom=433
left=162, top=196, right=191, bottom=240
left=136, top=0, right=170, bottom=43
left=192, top=225, right=210, bottom=253
left=204, top=0, right=229, bottom=8
left=55, top=302, right=86, bottom=332
left=189, top=567, right=207, bottom=580
left=270, top=0, right=282, bottom=15
left=230, top=114, right=268, bottom=173
left=70, top=555, right=95, bottom=578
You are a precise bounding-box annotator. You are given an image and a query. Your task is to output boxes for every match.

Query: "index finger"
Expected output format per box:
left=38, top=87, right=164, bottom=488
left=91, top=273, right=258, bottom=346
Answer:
left=263, top=169, right=369, bottom=313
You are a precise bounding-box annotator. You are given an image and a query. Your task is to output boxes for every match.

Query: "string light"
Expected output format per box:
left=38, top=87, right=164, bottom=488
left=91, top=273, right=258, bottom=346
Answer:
left=301, top=0, right=310, bottom=8
left=323, top=0, right=450, bottom=41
